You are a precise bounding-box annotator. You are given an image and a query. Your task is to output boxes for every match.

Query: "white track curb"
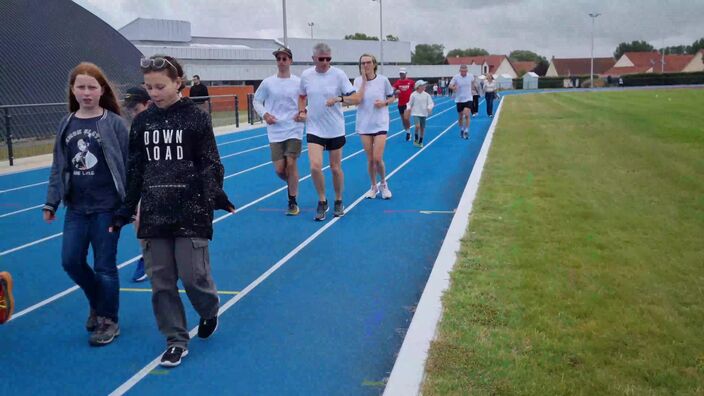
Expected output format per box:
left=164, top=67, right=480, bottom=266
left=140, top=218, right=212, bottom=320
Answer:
left=384, top=98, right=507, bottom=395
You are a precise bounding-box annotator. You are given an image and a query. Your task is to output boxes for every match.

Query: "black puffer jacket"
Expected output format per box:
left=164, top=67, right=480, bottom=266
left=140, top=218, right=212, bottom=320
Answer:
left=116, top=98, right=231, bottom=239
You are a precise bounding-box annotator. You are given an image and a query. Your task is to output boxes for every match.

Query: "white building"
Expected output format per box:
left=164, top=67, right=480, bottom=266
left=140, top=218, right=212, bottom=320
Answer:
left=119, top=18, right=467, bottom=84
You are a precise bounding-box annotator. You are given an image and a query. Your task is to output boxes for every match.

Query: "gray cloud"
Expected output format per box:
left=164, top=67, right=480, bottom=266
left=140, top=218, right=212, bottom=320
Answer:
left=74, top=0, right=704, bottom=59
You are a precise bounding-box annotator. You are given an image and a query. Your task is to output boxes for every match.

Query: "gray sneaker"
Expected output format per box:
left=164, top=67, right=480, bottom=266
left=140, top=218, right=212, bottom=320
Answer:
left=89, top=317, right=120, bottom=346
left=333, top=200, right=345, bottom=217
left=86, top=309, right=98, bottom=332
left=314, top=200, right=329, bottom=221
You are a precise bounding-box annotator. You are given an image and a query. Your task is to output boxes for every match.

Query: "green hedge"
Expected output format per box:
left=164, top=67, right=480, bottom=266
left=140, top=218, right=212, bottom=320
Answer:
left=621, top=71, right=704, bottom=86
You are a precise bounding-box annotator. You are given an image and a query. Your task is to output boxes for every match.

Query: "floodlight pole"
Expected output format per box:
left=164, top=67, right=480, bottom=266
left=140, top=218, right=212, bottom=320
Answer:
left=373, top=0, right=384, bottom=74
left=282, top=0, right=288, bottom=47
left=308, top=22, right=314, bottom=39
left=589, top=12, right=601, bottom=88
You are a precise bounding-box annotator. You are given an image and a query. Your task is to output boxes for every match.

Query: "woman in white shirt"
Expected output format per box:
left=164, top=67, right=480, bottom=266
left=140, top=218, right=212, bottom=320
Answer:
left=483, top=74, right=500, bottom=117
left=354, top=54, right=395, bottom=199
left=404, top=80, right=434, bottom=147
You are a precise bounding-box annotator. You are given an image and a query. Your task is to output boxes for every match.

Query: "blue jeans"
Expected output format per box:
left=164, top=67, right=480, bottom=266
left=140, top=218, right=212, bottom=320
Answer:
left=62, top=208, right=121, bottom=322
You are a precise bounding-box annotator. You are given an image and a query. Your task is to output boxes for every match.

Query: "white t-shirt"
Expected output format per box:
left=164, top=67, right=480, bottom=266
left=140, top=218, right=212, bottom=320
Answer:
left=253, top=74, right=305, bottom=143
left=299, top=66, right=356, bottom=138
left=450, top=73, right=475, bottom=103
left=353, top=74, right=394, bottom=134
left=407, top=91, right=434, bottom=117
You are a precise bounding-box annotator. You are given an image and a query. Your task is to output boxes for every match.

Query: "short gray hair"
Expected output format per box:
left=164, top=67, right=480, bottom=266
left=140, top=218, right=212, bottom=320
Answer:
left=313, top=42, right=331, bottom=55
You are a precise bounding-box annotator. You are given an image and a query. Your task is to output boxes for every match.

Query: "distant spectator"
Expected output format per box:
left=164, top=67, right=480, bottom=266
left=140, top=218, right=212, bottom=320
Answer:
left=432, top=83, right=438, bottom=96
left=189, top=75, right=210, bottom=113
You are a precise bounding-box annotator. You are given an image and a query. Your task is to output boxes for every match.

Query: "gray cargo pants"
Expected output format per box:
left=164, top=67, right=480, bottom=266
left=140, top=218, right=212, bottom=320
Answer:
left=143, top=237, right=220, bottom=348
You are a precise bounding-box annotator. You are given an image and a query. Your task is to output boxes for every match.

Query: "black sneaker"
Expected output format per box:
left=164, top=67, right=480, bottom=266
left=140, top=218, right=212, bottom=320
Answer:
left=405, top=132, right=410, bottom=141
left=314, top=200, right=329, bottom=221
left=160, top=346, right=189, bottom=367
left=198, top=316, right=218, bottom=339
left=86, top=309, right=98, bottom=332
left=333, top=200, right=345, bottom=217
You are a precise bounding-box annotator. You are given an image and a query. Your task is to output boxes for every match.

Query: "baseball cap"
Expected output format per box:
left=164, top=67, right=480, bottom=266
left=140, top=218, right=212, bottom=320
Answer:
left=399, top=67, right=407, bottom=74
left=272, top=46, right=293, bottom=58
left=414, top=80, right=427, bottom=89
left=123, top=86, right=150, bottom=108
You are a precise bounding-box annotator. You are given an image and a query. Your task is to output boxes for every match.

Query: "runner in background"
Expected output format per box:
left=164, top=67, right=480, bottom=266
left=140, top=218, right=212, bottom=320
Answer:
left=354, top=54, right=395, bottom=200
left=253, top=46, right=305, bottom=216
left=392, top=68, right=415, bottom=142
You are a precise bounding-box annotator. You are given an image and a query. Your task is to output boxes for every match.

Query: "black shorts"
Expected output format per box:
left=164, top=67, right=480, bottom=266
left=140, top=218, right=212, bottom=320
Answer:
left=398, top=105, right=407, bottom=114
left=360, top=131, right=387, bottom=137
left=306, top=133, right=346, bottom=151
left=456, top=101, right=472, bottom=113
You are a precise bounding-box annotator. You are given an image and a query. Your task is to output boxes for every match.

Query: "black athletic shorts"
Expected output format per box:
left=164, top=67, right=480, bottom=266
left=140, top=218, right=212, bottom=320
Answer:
left=456, top=101, right=472, bottom=113
left=306, top=133, right=346, bottom=151
left=398, top=105, right=407, bottom=114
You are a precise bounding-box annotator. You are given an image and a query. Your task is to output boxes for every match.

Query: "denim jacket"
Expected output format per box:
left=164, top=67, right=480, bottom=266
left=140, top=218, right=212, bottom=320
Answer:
left=44, top=110, right=129, bottom=212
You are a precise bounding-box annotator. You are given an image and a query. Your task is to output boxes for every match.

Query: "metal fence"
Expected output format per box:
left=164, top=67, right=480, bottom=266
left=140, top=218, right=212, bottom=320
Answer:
left=0, top=94, right=265, bottom=166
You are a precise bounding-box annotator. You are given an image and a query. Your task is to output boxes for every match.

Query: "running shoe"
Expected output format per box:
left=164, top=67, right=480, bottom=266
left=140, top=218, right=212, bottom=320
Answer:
left=333, top=200, right=345, bottom=217
left=286, top=201, right=300, bottom=216
left=198, top=316, right=218, bottom=339
left=413, top=141, right=420, bottom=148
left=0, top=272, right=14, bottom=324
left=132, top=257, right=147, bottom=282
left=89, top=317, right=120, bottom=346
left=314, top=200, right=329, bottom=221
left=405, top=132, right=411, bottom=141
left=365, top=185, right=378, bottom=199
left=379, top=183, right=393, bottom=200
left=160, top=346, right=188, bottom=367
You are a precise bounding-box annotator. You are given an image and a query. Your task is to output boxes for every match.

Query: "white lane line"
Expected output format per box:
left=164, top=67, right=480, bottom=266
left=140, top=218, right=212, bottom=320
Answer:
left=384, top=98, right=500, bottom=396
left=0, top=232, right=63, bottom=257
left=0, top=204, right=44, bottom=218
left=8, top=256, right=142, bottom=322
left=0, top=181, right=49, bottom=194
left=109, top=104, right=459, bottom=396
left=217, top=132, right=268, bottom=146
left=5, top=100, right=457, bottom=317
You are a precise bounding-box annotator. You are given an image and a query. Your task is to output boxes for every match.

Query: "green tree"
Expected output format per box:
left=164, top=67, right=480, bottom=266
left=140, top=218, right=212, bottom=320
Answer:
left=344, top=32, right=378, bottom=41
left=614, top=40, right=655, bottom=59
left=508, top=50, right=544, bottom=62
left=411, top=44, right=445, bottom=65
left=688, top=37, right=704, bottom=54
left=660, top=45, right=688, bottom=55
left=447, top=48, right=489, bottom=57
left=386, top=34, right=399, bottom=41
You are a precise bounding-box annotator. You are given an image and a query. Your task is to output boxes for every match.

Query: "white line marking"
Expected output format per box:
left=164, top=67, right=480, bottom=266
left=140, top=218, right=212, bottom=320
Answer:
left=384, top=98, right=501, bottom=396
left=0, top=204, right=43, bottom=218
left=0, top=232, right=63, bottom=257
left=216, top=132, right=268, bottom=146
left=419, top=210, right=455, bottom=214
left=109, top=101, right=459, bottom=396
left=0, top=181, right=48, bottom=194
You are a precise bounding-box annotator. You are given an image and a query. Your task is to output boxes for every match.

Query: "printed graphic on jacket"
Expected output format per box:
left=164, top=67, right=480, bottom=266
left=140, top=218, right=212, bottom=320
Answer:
left=143, top=129, right=184, bottom=161
left=64, top=115, right=121, bottom=211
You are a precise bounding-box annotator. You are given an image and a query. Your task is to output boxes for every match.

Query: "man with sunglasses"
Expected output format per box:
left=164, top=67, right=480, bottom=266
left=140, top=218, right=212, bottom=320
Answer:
left=298, top=43, right=360, bottom=221
left=253, top=47, right=304, bottom=216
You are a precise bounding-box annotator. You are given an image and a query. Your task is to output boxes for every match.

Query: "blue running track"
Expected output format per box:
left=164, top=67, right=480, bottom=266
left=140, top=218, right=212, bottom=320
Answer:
left=0, top=94, right=500, bottom=395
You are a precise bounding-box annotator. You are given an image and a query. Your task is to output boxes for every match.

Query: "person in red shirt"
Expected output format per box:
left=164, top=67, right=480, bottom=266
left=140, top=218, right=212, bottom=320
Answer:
left=392, top=68, right=415, bottom=141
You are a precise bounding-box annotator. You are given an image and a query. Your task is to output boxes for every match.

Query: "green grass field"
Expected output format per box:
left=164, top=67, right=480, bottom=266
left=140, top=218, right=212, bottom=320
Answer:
left=423, top=89, right=704, bottom=395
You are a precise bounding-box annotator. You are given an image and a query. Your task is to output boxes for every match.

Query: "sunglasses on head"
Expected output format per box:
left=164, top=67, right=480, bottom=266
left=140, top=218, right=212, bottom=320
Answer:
left=317, top=57, right=332, bottom=62
left=140, top=57, right=177, bottom=72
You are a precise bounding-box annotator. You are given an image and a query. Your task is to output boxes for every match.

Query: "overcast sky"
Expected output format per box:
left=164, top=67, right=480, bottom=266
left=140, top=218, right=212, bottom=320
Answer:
left=74, top=0, right=703, bottom=59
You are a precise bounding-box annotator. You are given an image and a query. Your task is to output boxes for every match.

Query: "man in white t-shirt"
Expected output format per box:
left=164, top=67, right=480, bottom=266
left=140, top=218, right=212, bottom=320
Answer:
left=449, top=64, right=474, bottom=139
left=253, top=46, right=305, bottom=216
left=298, top=42, right=360, bottom=221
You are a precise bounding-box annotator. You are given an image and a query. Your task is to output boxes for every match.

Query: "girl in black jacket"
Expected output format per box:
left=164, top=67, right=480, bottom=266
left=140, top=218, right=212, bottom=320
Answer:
left=114, top=55, right=234, bottom=367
